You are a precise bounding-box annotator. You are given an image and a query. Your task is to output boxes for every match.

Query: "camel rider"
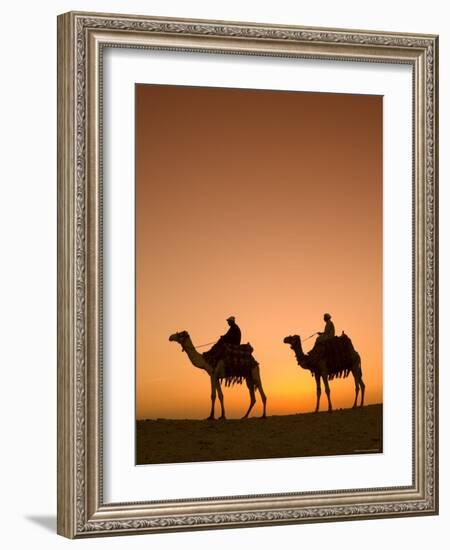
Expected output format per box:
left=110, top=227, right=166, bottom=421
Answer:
left=218, top=316, right=241, bottom=346
left=316, top=313, right=335, bottom=344
left=204, top=316, right=241, bottom=368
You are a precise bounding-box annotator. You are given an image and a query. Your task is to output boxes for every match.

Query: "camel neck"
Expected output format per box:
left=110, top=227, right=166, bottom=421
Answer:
left=293, top=340, right=308, bottom=367
left=182, top=337, right=210, bottom=372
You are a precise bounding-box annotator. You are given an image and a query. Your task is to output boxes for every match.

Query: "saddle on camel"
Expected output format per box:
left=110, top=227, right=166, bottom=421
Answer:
left=310, top=332, right=357, bottom=380
left=202, top=316, right=259, bottom=387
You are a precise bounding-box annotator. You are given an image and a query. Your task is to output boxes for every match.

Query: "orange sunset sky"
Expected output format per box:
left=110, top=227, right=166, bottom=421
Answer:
left=136, top=84, right=382, bottom=420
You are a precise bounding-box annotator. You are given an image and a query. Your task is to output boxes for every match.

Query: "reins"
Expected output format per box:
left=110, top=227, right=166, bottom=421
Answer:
left=195, top=340, right=217, bottom=348
left=184, top=335, right=316, bottom=351
left=180, top=338, right=217, bottom=353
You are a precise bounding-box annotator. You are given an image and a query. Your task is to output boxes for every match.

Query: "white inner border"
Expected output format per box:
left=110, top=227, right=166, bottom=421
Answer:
left=103, top=48, right=413, bottom=503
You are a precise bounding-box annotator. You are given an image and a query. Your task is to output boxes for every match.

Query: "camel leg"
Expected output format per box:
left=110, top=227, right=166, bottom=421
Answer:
left=314, top=373, right=321, bottom=413
left=207, top=374, right=217, bottom=420
left=242, top=378, right=256, bottom=419
left=359, top=377, right=366, bottom=407
left=242, top=366, right=268, bottom=419
left=355, top=355, right=365, bottom=407
left=253, top=367, right=267, bottom=418
left=352, top=372, right=359, bottom=408
left=322, top=374, right=332, bottom=412
left=216, top=380, right=226, bottom=419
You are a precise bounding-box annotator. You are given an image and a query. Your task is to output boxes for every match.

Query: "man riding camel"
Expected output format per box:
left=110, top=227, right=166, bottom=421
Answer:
left=315, top=313, right=335, bottom=344
left=203, top=316, right=242, bottom=368
left=218, top=316, right=241, bottom=346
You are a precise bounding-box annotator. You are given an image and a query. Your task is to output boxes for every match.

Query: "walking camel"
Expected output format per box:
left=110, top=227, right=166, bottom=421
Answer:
left=169, top=331, right=267, bottom=420
left=283, top=334, right=365, bottom=413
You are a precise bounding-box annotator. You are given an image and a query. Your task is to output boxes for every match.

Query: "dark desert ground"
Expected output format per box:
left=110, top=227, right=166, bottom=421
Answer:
left=136, top=403, right=382, bottom=465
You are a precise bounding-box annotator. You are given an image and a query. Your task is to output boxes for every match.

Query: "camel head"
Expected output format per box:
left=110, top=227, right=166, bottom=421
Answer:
left=169, top=330, right=190, bottom=346
left=284, top=335, right=310, bottom=370
left=283, top=335, right=301, bottom=348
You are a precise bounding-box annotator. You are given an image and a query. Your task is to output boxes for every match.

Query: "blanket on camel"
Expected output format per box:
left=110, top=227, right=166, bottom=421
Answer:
left=309, top=333, right=356, bottom=380
left=203, top=343, right=259, bottom=387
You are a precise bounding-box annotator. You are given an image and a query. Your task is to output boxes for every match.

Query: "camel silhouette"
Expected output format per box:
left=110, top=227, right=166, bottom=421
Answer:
left=169, top=331, right=267, bottom=420
left=283, top=334, right=365, bottom=413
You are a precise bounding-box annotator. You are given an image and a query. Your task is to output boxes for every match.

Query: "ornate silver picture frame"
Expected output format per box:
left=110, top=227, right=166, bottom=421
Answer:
left=57, top=11, right=438, bottom=538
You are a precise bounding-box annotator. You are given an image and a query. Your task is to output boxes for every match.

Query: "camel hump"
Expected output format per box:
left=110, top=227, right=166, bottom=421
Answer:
left=224, top=342, right=254, bottom=354
left=203, top=342, right=259, bottom=371
left=223, top=342, right=257, bottom=363
left=215, top=343, right=259, bottom=387
left=328, top=334, right=357, bottom=377
left=310, top=333, right=356, bottom=379
left=337, top=332, right=355, bottom=350
left=325, top=333, right=355, bottom=353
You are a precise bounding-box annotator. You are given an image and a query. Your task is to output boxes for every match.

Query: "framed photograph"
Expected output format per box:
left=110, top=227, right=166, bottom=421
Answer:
left=57, top=11, right=438, bottom=538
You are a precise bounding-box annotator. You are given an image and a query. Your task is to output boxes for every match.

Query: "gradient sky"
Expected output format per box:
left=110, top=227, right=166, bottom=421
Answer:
left=136, top=84, right=382, bottom=420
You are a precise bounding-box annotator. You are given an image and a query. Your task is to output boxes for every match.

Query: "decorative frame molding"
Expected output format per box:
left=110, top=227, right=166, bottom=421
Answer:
left=57, top=11, right=438, bottom=538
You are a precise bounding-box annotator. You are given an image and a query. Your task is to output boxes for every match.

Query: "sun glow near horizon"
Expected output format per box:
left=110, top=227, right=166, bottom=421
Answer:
left=136, top=85, right=383, bottom=420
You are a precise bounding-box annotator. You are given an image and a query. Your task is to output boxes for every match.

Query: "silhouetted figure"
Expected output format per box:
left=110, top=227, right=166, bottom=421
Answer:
left=204, top=316, right=241, bottom=368
left=169, top=329, right=266, bottom=419
left=283, top=332, right=365, bottom=413
left=316, top=313, right=335, bottom=344
left=218, top=316, right=241, bottom=346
